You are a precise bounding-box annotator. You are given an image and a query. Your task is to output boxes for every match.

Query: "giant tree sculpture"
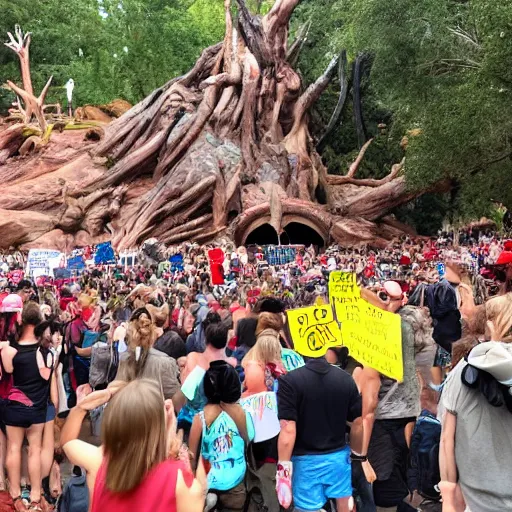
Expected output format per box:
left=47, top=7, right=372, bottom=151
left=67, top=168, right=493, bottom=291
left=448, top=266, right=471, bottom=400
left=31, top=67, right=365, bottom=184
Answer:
left=0, top=0, right=447, bottom=251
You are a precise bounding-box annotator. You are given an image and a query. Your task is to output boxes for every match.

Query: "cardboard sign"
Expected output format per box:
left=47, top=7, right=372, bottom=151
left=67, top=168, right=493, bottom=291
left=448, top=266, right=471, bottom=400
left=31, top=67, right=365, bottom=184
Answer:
left=287, top=304, right=342, bottom=357
left=329, top=271, right=360, bottom=323
left=27, top=249, right=62, bottom=276
left=340, top=299, right=403, bottom=381
left=240, top=391, right=280, bottom=443
left=328, top=272, right=403, bottom=381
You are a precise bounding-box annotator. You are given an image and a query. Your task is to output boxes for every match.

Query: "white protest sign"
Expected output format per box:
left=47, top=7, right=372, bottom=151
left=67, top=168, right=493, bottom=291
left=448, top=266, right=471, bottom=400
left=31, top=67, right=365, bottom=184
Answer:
left=240, top=391, right=280, bottom=442
left=27, top=249, right=62, bottom=277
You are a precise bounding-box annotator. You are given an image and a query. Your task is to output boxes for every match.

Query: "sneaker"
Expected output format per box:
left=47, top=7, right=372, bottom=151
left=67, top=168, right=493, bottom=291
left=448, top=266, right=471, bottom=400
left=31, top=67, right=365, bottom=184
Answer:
left=204, top=493, right=218, bottom=512
left=21, top=487, right=31, bottom=502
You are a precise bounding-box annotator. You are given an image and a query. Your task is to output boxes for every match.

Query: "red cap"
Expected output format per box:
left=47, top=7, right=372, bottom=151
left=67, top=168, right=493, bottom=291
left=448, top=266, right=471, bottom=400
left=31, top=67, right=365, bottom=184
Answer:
left=496, top=250, right=512, bottom=266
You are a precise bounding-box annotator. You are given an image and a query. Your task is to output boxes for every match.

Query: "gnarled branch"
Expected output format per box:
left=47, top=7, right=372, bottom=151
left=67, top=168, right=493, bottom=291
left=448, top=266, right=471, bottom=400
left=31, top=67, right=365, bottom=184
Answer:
left=287, top=54, right=339, bottom=137
left=317, top=50, right=349, bottom=151
left=5, top=25, right=33, bottom=95
left=328, top=157, right=403, bottom=187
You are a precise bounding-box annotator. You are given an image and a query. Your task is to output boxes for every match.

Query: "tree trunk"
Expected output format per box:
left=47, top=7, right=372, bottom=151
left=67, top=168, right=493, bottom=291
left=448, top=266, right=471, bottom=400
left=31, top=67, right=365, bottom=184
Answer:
left=0, top=2, right=443, bottom=251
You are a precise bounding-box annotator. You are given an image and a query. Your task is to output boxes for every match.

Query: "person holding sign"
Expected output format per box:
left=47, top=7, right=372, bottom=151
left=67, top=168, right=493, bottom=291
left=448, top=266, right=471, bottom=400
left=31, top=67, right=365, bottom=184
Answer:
left=276, top=356, right=362, bottom=512
left=357, top=282, right=421, bottom=512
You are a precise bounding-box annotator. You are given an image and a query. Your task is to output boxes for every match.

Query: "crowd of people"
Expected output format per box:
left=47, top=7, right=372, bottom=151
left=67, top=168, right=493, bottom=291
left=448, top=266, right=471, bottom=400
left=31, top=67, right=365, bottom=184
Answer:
left=0, top=230, right=510, bottom=512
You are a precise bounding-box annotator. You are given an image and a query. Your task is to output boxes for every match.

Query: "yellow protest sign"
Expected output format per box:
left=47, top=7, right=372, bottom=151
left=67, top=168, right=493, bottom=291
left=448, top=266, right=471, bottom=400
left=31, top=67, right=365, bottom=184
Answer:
left=329, top=271, right=360, bottom=323
left=341, top=300, right=403, bottom=381
left=287, top=304, right=342, bottom=358
left=328, top=272, right=404, bottom=381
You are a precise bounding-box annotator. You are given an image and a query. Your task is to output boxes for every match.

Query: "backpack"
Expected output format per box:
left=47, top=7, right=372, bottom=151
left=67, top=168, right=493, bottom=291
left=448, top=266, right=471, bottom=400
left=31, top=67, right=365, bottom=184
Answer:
left=75, top=331, right=107, bottom=371
left=89, top=341, right=120, bottom=389
left=57, top=468, right=89, bottom=512
left=408, top=410, right=441, bottom=501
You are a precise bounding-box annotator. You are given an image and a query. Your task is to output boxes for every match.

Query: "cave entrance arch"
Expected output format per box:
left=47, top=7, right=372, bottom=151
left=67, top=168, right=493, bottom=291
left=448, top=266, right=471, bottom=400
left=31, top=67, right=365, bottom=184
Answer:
left=283, top=222, right=325, bottom=248
left=242, top=218, right=326, bottom=248
left=244, top=223, right=279, bottom=245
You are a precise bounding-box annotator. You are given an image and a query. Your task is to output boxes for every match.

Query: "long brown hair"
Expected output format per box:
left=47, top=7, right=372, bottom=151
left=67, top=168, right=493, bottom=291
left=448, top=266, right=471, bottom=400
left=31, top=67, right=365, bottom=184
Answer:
left=124, top=308, right=156, bottom=380
left=101, top=380, right=167, bottom=493
left=256, top=312, right=283, bottom=335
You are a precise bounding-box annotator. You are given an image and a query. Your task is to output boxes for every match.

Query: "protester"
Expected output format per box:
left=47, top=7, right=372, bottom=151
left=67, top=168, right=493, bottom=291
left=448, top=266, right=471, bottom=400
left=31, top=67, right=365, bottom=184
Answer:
left=1, top=303, right=53, bottom=512
left=0, top=294, right=24, bottom=494
left=33, top=320, right=61, bottom=507
left=358, top=282, right=421, bottom=512
left=276, top=353, right=363, bottom=511
left=242, top=314, right=285, bottom=397
left=176, top=318, right=236, bottom=432
left=150, top=303, right=187, bottom=361
left=439, top=298, right=512, bottom=512
left=61, top=379, right=205, bottom=512
left=116, top=308, right=180, bottom=399
left=189, top=362, right=254, bottom=512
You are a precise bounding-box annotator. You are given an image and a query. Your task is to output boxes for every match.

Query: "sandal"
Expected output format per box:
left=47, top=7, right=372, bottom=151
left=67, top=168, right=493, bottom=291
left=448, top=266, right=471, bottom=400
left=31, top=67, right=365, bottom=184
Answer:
left=13, top=496, right=28, bottom=512
left=40, top=495, right=55, bottom=512
left=28, top=502, right=42, bottom=512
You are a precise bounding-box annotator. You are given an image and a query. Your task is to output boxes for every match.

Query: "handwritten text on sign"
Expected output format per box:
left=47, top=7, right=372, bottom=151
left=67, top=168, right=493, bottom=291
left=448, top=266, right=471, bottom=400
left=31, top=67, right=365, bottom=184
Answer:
left=328, top=272, right=403, bottom=381
left=329, top=271, right=360, bottom=324
left=287, top=304, right=342, bottom=357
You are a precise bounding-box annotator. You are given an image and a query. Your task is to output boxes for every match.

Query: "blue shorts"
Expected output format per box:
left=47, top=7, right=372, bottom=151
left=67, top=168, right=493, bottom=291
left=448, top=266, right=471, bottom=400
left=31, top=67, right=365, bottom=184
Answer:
left=292, top=446, right=352, bottom=511
left=46, top=404, right=56, bottom=423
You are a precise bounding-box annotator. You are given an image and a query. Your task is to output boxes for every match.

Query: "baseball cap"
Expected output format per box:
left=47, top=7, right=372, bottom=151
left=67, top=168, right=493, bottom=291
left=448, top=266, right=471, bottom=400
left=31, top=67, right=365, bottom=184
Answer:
left=0, top=294, right=23, bottom=313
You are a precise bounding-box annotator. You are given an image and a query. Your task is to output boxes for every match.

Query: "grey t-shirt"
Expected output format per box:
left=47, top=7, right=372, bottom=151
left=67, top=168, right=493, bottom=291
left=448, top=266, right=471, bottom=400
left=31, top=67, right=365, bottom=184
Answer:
left=375, top=320, right=420, bottom=420
left=442, top=361, right=512, bottom=512
left=117, top=347, right=180, bottom=399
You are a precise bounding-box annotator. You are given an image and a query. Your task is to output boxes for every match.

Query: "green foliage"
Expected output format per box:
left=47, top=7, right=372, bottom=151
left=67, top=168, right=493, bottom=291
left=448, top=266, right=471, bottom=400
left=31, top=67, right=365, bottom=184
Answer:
left=2, top=0, right=511, bottom=229
left=293, top=0, right=512, bottom=222
left=0, top=0, right=225, bottom=110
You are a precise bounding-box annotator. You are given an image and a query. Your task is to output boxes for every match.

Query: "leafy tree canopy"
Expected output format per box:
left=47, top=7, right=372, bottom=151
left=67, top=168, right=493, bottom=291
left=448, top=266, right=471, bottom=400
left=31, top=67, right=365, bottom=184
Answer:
left=0, top=0, right=225, bottom=108
left=2, top=0, right=511, bottom=231
left=293, top=0, right=512, bottom=221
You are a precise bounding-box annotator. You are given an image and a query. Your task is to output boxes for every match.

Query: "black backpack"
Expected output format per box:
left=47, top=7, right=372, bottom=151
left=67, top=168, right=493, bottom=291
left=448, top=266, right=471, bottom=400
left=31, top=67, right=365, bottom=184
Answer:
left=58, top=467, right=89, bottom=512
left=409, top=410, right=441, bottom=501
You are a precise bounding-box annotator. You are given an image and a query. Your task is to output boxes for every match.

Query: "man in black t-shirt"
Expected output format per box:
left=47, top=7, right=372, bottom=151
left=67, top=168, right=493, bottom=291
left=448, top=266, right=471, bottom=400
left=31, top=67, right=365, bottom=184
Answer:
left=276, top=357, right=362, bottom=512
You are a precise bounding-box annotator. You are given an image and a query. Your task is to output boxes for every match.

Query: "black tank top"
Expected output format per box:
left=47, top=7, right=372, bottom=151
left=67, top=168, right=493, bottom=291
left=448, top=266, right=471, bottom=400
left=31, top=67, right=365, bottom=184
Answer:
left=12, top=343, right=50, bottom=410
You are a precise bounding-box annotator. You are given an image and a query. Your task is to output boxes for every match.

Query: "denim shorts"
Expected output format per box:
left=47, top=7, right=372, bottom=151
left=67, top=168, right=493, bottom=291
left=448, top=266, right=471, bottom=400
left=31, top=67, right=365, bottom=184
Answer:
left=4, top=402, right=46, bottom=429
left=292, top=446, right=352, bottom=511
left=46, top=403, right=56, bottom=423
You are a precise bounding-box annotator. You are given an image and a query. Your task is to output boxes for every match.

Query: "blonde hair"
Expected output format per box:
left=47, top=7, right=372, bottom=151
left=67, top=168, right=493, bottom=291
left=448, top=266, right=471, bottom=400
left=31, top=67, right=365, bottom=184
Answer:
left=102, top=380, right=166, bottom=493
left=486, top=293, right=512, bottom=342
left=77, top=294, right=96, bottom=308
left=124, top=309, right=156, bottom=379
left=146, top=303, right=170, bottom=328
left=243, top=328, right=282, bottom=366
left=256, top=312, right=283, bottom=335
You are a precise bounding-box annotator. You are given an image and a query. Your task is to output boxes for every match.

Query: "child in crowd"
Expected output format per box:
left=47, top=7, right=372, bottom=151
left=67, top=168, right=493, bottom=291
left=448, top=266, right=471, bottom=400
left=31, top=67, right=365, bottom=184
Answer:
left=189, top=361, right=254, bottom=512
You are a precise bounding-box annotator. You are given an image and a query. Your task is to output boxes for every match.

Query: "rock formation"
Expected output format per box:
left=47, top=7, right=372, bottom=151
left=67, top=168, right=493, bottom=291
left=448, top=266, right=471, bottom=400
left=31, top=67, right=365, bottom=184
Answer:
left=0, top=1, right=446, bottom=252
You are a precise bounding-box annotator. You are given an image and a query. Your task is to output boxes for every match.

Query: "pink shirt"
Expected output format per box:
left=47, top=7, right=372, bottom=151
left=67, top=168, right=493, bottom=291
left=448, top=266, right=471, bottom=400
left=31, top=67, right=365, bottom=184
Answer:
left=92, top=459, right=192, bottom=512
